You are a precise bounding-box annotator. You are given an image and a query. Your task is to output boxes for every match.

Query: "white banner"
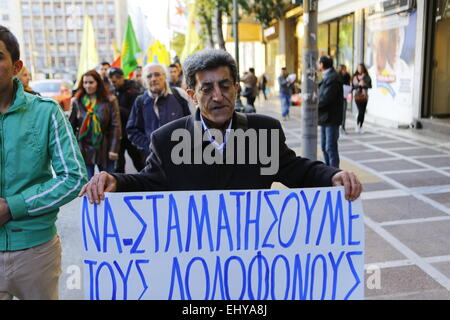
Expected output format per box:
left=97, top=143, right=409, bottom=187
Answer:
left=81, top=187, right=365, bottom=300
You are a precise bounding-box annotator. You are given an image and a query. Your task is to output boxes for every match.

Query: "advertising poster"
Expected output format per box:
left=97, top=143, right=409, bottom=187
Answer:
left=364, top=10, right=417, bottom=123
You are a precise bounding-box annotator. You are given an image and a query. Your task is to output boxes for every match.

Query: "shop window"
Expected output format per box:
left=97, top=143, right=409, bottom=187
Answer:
left=338, top=15, right=354, bottom=72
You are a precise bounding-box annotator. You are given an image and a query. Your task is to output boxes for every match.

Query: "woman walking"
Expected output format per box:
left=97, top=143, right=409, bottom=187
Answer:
left=17, top=66, right=40, bottom=95
left=70, top=70, right=122, bottom=179
left=337, top=64, right=351, bottom=133
left=352, top=63, right=372, bottom=133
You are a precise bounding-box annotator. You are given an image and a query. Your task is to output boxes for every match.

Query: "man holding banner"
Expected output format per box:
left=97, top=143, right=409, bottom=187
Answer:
left=80, top=49, right=362, bottom=204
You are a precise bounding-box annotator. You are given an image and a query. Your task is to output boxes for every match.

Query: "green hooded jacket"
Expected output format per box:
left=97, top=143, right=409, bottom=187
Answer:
left=0, top=78, right=87, bottom=251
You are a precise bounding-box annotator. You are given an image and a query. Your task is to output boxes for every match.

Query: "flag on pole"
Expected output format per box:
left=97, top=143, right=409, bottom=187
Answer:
left=121, top=16, right=142, bottom=79
left=169, top=0, right=188, bottom=34
left=146, top=40, right=171, bottom=66
left=112, top=40, right=121, bottom=60
left=180, top=1, right=201, bottom=61
left=76, top=16, right=99, bottom=85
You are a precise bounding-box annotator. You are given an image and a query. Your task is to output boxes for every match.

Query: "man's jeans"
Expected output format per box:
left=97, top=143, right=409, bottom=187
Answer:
left=280, top=93, right=291, bottom=117
left=320, top=125, right=340, bottom=168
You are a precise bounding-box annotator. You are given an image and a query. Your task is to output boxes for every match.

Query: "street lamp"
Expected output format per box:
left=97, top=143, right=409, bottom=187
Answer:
left=232, top=0, right=244, bottom=112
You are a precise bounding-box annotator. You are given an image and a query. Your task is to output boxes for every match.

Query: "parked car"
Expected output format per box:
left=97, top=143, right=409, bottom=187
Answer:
left=29, top=79, right=73, bottom=114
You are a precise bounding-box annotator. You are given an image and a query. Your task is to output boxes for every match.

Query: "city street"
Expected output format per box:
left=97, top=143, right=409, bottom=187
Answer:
left=57, top=95, right=450, bottom=300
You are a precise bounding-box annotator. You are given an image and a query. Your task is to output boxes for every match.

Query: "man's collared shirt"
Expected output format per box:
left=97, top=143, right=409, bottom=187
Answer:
left=199, top=112, right=233, bottom=152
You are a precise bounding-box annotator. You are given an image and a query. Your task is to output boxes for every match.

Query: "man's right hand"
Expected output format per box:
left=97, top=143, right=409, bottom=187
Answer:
left=78, top=171, right=118, bottom=204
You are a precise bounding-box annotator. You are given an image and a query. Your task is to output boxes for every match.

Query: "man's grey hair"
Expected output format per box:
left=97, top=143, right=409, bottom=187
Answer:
left=183, top=49, right=238, bottom=90
left=142, top=62, right=169, bottom=90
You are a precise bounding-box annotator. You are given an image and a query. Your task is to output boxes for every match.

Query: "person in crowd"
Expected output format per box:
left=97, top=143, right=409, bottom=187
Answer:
left=108, top=67, right=146, bottom=173
left=258, top=73, right=268, bottom=101
left=168, top=63, right=182, bottom=88
left=0, top=25, right=87, bottom=300
left=278, top=67, right=294, bottom=121
left=126, top=63, right=192, bottom=157
left=133, top=65, right=145, bottom=94
left=318, top=55, right=344, bottom=169
left=352, top=63, right=372, bottom=133
left=16, top=65, right=40, bottom=95
left=99, top=61, right=113, bottom=92
left=69, top=70, right=122, bottom=179
left=337, top=64, right=351, bottom=134
left=241, top=67, right=258, bottom=109
left=174, top=60, right=187, bottom=89
left=80, top=49, right=362, bottom=206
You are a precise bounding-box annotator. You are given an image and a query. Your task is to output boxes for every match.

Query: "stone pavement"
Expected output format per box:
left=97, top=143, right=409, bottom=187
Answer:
left=56, top=95, right=450, bottom=300
left=256, top=96, right=450, bottom=299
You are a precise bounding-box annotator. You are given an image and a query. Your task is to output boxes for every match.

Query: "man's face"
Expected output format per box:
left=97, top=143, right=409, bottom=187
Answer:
left=0, top=40, right=23, bottom=92
left=100, top=64, right=110, bottom=78
left=145, top=65, right=166, bottom=95
left=281, top=69, right=288, bottom=77
left=318, top=62, right=324, bottom=72
left=169, top=67, right=179, bottom=83
left=134, top=69, right=142, bottom=84
left=187, top=66, right=238, bottom=127
left=109, top=75, right=125, bottom=89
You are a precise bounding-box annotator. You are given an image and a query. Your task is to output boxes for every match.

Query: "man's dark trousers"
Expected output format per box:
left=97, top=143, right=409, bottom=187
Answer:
left=115, top=137, right=145, bottom=173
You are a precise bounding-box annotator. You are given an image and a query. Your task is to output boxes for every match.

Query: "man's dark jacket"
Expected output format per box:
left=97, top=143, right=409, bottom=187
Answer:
left=126, top=89, right=191, bottom=156
left=112, top=79, right=141, bottom=131
left=112, top=109, right=340, bottom=191
left=318, top=68, right=344, bottom=126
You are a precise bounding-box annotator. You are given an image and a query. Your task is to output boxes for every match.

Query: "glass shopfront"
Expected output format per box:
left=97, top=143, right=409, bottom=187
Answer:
left=317, top=14, right=354, bottom=71
left=430, top=0, right=450, bottom=117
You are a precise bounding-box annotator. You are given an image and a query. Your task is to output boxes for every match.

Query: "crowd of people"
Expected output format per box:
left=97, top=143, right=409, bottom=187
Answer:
left=0, top=24, right=363, bottom=300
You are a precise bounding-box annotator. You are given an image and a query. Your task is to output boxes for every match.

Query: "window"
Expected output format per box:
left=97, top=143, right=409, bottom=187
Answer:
left=1, top=14, right=9, bottom=21
left=338, top=15, right=354, bottom=71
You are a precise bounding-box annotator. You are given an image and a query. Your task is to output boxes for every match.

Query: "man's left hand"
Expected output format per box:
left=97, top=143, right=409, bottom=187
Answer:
left=331, top=171, right=363, bottom=201
left=0, top=198, right=12, bottom=226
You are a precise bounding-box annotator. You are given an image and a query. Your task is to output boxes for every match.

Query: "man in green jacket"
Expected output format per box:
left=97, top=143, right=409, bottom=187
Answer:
left=0, top=26, right=87, bottom=300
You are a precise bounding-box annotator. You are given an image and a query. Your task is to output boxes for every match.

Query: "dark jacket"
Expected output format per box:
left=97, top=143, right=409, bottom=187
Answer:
left=318, top=68, right=344, bottom=126
left=69, top=95, right=122, bottom=168
left=112, top=109, right=340, bottom=192
left=278, top=75, right=294, bottom=95
left=126, top=88, right=191, bottom=156
left=111, top=79, right=141, bottom=131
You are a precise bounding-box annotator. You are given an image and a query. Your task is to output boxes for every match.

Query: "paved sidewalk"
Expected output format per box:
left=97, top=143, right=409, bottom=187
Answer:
left=257, top=96, right=450, bottom=299
left=56, top=96, right=450, bottom=300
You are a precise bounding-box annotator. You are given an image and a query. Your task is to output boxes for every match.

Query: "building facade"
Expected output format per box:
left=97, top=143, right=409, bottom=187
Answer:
left=15, top=0, right=127, bottom=81
left=265, top=0, right=449, bottom=131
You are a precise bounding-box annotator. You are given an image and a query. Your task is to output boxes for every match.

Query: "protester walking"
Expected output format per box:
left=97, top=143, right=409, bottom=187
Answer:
left=126, top=63, right=192, bottom=157
left=241, top=68, right=258, bottom=109
left=352, top=63, right=372, bottom=133
left=169, top=63, right=182, bottom=88
left=108, top=67, right=146, bottom=173
left=337, top=64, right=351, bottom=134
left=318, top=56, right=344, bottom=169
left=99, top=61, right=114, bottom=92
left=278, top=67, right=294, bottom=121
left=0, top=25, right=87, bottom=300
left=80, top=49, right=362, bottom=205
left=69, top=70, right=122, bottom=179
left=258, top=73, right=268, bottom=100
left=17, top=65, right=40, bottom=95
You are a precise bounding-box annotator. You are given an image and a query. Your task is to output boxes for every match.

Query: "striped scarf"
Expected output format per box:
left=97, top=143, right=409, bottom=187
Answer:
left=78, top=95, right=103, bottom=149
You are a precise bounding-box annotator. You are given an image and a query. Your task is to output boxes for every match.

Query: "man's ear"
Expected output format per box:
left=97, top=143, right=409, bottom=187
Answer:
left=186, top=88, right=198, bottom=105
left=13, top=60, right=24, bottom=76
